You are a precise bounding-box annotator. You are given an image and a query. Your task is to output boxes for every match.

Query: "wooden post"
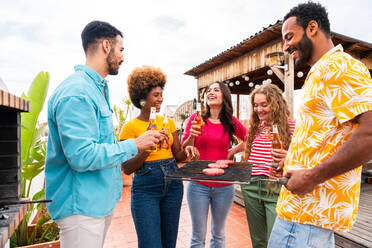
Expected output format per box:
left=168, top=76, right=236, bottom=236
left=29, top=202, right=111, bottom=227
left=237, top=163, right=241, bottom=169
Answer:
left=284, top=54, right=294, bottom=118
left=237, top=94, right=240, bottom=119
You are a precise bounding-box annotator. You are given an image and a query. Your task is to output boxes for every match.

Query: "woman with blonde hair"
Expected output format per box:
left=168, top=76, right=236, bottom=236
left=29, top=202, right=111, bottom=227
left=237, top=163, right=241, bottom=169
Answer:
left=241, top=84, right=295, bottom=248
left=120, top=66, right=199, bottom=248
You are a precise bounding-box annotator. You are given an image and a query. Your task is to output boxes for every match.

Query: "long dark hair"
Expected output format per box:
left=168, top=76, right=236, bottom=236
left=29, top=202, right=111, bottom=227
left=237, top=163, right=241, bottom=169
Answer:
left=202, top=81, right=235, bottom=141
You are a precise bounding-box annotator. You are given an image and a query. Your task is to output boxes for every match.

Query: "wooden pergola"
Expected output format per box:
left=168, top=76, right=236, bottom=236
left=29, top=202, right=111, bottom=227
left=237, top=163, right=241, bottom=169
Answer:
left=185, top=20, right=372, bottom=119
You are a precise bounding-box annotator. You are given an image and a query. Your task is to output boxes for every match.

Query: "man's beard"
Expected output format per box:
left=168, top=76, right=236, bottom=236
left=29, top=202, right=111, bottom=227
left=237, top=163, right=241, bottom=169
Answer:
left=106, top=50, right=120, bottom=75
left=290, top=33, right=313, bottom=66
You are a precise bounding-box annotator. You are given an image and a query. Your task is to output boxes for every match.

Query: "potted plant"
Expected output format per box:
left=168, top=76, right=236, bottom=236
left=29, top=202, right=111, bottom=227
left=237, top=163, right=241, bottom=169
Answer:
left=9, top=72, right=60, bottom=247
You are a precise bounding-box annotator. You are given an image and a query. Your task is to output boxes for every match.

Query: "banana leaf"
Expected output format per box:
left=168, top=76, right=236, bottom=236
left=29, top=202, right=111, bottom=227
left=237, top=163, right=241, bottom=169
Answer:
left=21, top=72, right=49, bottom=168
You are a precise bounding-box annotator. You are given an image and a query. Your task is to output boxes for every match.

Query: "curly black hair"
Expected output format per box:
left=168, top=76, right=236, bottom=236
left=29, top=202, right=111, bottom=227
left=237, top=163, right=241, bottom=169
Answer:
left=284, top=2, right=331, bottom=37
left=202, top=81, right=235, bottom=142
left=127, top=66, right=166, bottom=109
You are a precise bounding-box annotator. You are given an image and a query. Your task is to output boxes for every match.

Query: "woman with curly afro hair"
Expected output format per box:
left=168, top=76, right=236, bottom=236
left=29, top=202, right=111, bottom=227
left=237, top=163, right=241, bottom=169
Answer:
left=119, top=66, right=199, bottom=248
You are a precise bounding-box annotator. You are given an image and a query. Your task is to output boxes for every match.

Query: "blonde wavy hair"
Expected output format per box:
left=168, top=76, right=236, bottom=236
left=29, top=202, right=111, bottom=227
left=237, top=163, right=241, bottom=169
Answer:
left=243, top=84, right=292, bottom=162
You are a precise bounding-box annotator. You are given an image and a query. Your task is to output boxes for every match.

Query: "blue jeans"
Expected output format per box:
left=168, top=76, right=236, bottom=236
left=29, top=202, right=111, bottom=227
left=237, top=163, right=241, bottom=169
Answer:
left=187, top=181, right=234, bottom=248
left=131, top=158, right=183, bottom=248
left=268, top=217, right=335, bottom=248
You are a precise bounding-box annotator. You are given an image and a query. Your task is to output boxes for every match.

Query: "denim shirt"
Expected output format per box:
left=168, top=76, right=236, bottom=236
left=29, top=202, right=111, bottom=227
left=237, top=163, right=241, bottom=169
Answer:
left=45, top=65, right=138, bottom=220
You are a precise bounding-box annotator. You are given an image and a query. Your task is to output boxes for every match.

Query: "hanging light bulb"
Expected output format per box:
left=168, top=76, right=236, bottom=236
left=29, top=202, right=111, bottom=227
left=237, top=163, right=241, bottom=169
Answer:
left=297, top=71, right=304, bottom=78
left=229, top=82, right=234, bottom=87
left=262, top=80, right=266, bottom=84
left=267, top=69, right=273, bottom=75
left=244, top=76, right=249, bottom=81
left=249, top=82, right=254, bottom=87
left=255, top=84, right=260, bottom=89
left=266, top=78, right=272, bottom=84
left=235, top=80, right=240, bottom=85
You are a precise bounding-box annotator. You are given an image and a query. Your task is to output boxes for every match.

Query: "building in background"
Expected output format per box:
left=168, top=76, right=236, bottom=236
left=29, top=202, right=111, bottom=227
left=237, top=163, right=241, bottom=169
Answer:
left=164, top=105, right=178, bottom=118
left=184, top=20, right=372, bottom=121
left=172, top=100, right=193, bottom=131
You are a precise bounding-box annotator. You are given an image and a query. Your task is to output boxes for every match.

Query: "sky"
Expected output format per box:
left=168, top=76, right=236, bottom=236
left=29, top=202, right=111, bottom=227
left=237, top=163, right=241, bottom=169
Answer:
left=1, top=0, right=371, bottom=122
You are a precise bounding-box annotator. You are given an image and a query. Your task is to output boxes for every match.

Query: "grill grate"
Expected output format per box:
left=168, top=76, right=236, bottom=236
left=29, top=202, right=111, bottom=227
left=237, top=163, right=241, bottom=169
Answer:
left=167, top=160, right=252, bottom=182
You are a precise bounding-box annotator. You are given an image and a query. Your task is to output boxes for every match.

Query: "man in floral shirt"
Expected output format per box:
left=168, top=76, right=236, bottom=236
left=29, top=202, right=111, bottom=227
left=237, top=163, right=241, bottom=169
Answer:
left=268, top=2, right=372, bottom=248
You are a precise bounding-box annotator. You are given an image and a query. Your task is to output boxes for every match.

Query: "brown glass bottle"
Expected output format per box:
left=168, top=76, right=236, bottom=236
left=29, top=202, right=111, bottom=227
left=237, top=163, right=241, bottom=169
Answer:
left=272, top=124, right=282, bottom=149
left=146, top=107, right=158, bottom=152
left=160, top=115, right=170, bottom=150
left=195, top=102, right=203, bottom=136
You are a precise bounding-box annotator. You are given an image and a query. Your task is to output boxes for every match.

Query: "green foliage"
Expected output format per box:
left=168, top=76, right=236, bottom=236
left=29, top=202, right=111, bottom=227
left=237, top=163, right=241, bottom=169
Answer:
left=113, top=98, right=132, bottom=141
left=20, top=71, right=49, bottom=198
left=10, top=71, right=59, bottom=247
left=21, top=125, right=47, bottom=198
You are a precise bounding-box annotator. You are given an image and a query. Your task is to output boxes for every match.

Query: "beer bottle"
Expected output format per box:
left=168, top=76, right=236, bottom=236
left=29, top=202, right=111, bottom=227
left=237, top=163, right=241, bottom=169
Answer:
left=272, top=124, right=282, bottom=149
left=160, top=115, right=170, bottom=150
left=146, top=107, right=158, bottom=152
left=195, top=102, right=203, bottom=136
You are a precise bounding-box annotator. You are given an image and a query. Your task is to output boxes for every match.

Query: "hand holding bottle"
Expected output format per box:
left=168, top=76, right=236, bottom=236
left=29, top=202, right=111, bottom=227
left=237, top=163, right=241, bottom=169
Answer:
left=134, top=130, right=161, bottom=152
left=189, top=120, right=202, bottom=136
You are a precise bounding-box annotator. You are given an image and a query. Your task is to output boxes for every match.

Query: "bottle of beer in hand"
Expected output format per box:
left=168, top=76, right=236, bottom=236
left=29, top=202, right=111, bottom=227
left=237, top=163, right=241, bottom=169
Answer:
left=160, top=114, right=170, bottom=150
left=195, top=102, right=203, bottom=136
left=147, top=107, right=158, bottom=152
left=272, top=124, right=282, bottom=149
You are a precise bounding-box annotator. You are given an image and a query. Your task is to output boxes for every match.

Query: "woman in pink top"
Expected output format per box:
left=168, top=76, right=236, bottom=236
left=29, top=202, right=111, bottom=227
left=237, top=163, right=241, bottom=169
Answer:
left=241, top=84, right=295, bottom=248
left=182, top=81, right=247, bottom=248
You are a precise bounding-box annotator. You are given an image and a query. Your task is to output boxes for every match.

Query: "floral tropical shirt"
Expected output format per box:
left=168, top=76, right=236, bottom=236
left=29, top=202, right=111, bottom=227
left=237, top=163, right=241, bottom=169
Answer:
left=276, top=45, right=372, bottom=232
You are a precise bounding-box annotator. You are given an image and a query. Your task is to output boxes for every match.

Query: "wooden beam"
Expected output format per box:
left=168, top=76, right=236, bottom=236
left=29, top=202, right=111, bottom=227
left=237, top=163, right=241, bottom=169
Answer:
left=270, top=67, right=284, bottom=84
left=284, top=54, right=294, bottom=118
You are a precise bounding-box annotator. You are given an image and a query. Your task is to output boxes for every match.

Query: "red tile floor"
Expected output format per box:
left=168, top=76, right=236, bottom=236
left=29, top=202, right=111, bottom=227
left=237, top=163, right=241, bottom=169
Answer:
left=104, top=182, right=252, bottom=248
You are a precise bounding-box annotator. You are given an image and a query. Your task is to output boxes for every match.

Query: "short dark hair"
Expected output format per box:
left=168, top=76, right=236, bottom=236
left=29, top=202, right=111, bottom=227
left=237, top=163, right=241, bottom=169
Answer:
left=81, top=21, right=123, bottom=54
left=284, top=2, right=331, bottom=37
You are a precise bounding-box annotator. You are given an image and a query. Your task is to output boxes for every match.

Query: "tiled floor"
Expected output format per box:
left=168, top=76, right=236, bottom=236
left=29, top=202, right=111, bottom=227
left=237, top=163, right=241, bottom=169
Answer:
left=104, top=182, right=252, bottom=248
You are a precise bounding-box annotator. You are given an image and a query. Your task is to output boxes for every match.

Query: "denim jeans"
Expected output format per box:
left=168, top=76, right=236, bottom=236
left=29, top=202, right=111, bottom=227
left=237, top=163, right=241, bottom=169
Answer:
left=131, top=158, right=183, bottom=248
left=187, top=181, right=234, bottom=248
left=268, top=217, right=335, bottom=248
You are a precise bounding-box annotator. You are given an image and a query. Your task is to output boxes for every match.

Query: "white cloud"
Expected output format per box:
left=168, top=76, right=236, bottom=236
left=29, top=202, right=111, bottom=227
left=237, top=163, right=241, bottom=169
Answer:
left=0, top=0, right=371, bottom=122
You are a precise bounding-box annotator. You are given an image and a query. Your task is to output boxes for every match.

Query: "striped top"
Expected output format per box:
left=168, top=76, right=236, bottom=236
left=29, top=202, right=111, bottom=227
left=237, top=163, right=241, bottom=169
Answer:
left=248, top=119, right=296, bottom=177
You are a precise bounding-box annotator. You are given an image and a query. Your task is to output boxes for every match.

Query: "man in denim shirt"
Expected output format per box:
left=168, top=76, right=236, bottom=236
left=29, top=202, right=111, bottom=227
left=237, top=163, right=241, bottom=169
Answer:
left=45, top=21, right=160, bottom=248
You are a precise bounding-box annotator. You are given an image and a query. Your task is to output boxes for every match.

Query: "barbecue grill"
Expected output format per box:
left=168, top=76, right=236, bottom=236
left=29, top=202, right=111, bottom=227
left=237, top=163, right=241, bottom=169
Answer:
left=165, top=160, right=288, bottom=185
left=0, top=89, right=32, bottom=248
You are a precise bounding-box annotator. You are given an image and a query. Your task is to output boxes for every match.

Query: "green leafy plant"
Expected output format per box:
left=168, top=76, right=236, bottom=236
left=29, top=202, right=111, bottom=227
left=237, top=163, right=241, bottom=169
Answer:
left=9, top=72, right=59, bottom=247
left=113, top=98, right=132, bottom=141
left=20, top=72, right=49, bottom=198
